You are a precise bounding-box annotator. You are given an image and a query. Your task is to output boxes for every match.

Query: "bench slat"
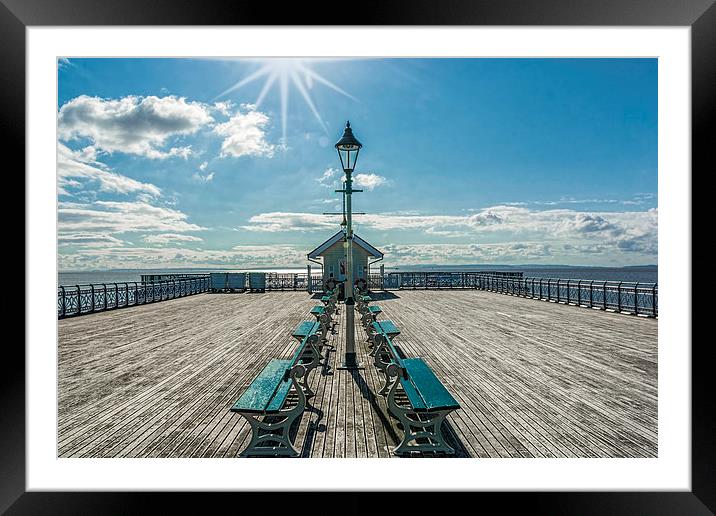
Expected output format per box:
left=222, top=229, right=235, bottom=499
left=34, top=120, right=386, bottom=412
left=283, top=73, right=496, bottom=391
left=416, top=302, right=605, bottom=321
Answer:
left=368, top=305, right=382, bottom=314
left=373, top=320, right=400, bottom=338
left=310, top=305, right=325, bottom=315
left=265, top=374, right=294, bottom=412
left=231, top=359, right=292, bottom=414
left=292, top=321, right=319, bottom=340
left=289, top=321, right=321, bottom=370
left=401, top=358, right=460, bottom=412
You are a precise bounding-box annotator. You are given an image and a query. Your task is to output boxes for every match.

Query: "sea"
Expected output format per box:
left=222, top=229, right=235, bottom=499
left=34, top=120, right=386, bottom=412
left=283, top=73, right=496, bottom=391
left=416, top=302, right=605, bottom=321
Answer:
left=58, top=264, right=658, bottom=287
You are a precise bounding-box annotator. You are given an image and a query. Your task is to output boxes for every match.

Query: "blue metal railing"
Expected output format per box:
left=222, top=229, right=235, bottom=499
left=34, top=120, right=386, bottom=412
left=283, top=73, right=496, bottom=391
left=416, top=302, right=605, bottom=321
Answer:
left=58, top=271, right=657, bottom=319
left=367, top=271, right=657, bottom=318
left=58, top=276, right=210, bottom=318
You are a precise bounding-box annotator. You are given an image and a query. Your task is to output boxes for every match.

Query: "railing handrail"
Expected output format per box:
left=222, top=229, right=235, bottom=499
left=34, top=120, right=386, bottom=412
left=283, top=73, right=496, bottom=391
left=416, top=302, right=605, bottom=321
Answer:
left=58, top=270, right=657, bottom=318
left=58, top=276, right=210, bottom=319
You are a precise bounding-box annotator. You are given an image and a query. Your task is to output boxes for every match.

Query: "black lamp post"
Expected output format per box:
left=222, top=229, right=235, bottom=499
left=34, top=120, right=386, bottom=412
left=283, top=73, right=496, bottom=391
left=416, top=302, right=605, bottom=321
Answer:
left=335, top=121, right=363, bottom=369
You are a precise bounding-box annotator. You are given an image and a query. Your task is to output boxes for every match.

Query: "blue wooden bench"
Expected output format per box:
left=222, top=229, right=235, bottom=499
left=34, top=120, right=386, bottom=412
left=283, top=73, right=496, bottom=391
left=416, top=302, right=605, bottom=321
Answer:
left=367, top=319, right=399, bottom=355
left=370, top=320, right=403, bottom=386
left=288, top=320, right=327, bottom=395
left=355, top=294, right=371, bottom=313
left=291, top=320, right=319, bottom=341
left=320, top=290, right=339, bottom=317
left=310, top=304, right=337, bottom=336
left=371, top=324, right=461, bottom=455
left=356, top=294, right=371, bottom=308
left=230, top=323, right=322, bottom=457
left=321, top=287, right=339, bottom=306
left=292, top=317, right=332, bottom=350
left=386, top=357, right=461, bottom=455
left=360, top=304, right=383, bottom=329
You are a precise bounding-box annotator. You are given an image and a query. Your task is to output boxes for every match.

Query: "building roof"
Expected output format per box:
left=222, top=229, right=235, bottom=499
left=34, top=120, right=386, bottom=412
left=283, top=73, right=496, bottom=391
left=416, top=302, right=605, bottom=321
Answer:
left=307, top=230, right=383, bottom=259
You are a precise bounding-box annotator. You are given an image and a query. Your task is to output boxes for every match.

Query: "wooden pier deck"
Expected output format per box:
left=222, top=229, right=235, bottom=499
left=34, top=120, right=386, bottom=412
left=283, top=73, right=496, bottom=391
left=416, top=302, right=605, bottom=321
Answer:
left=58, top=290, right=658, bottom=458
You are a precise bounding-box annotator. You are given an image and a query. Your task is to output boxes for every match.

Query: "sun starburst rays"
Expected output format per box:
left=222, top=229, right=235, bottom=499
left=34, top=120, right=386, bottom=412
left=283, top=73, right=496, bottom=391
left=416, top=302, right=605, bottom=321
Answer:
left=214, top=59, right=356, bottom=144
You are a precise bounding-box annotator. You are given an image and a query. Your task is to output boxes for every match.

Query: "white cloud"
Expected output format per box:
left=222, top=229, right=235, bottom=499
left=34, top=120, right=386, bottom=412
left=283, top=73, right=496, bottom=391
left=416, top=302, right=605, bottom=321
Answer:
left=58, top=232, right=125, bottom=248
left=191, top=161, right=215, bottom=182
left=213, top=101, right=234, bottom=116
left=59, top=244, right=307, bottom=270
left=239, top=205, right=657, bottom=257
left=58, top=143, right=161, bottom=197
left=143, top=233, right=204, bottom=245
left=192, top=171, right=215, bottom=183
left=317, top=167, right=340, bottom=187
left=241, top=212, right=337, bottom=233
left=354, top=173, right=387, bottom=190
left=381, top=242, right=555, bottom=265
left=58, top=95, right=214, bottom=159
left=58, top=200, right=205, bottom=234
left=213, top=104, right=275, bottom=158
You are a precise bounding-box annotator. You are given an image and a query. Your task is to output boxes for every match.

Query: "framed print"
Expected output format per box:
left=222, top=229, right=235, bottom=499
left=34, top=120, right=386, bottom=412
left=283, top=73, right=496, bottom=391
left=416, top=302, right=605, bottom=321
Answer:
left=5, top=0, right=712, bottom=513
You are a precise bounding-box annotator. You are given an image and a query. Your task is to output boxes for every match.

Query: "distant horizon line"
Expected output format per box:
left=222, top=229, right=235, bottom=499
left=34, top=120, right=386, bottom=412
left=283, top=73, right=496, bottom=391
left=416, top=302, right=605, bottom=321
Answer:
left=59, top=263, right=658, bottom=274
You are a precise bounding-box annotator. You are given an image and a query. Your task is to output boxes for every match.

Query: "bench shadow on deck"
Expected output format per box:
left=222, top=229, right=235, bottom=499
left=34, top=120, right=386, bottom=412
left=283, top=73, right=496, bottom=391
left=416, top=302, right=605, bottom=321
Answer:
left=57, top=290, right=657, bottom=459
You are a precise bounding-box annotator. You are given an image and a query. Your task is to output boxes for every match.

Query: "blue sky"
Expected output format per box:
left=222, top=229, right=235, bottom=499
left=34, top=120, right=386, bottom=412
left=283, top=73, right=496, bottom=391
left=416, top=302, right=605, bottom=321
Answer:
left=57, top=58, right=657, bottom=270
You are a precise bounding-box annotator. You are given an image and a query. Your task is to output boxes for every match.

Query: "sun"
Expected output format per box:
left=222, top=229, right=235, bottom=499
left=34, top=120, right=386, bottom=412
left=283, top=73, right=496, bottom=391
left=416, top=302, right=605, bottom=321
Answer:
left=214, top=58, right=357, bottom=145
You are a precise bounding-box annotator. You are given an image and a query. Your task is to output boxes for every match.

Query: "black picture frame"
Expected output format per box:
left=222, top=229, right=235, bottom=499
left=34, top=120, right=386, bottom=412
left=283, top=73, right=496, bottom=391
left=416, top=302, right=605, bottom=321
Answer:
left=4, top=0, right=710, bottom=513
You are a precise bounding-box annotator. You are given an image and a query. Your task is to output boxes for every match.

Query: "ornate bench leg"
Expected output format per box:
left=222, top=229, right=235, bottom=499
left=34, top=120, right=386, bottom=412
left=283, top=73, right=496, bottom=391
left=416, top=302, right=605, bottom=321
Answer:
left=386, top=365, right=456, bottom=456
left=298, top=335, right=322, bottom=397
left=318, top=314, right=334, bottom=348
left=372, top=336, right=394, bottom=395
left=238, top=366, right=307, bottom=457
left=366, top=325, right=384, bottom=355
left=360, top=312, right=373, bottom=331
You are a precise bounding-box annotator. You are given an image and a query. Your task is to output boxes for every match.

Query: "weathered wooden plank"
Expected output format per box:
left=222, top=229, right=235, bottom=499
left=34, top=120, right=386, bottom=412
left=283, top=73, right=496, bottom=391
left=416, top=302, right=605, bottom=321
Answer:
left=58, top=289, right=658, bottom=459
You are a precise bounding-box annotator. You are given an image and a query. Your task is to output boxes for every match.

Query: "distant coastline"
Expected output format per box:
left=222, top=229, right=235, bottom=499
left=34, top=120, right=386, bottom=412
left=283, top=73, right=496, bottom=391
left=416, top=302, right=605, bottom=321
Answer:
left=58, top=264, right=657, bottom=287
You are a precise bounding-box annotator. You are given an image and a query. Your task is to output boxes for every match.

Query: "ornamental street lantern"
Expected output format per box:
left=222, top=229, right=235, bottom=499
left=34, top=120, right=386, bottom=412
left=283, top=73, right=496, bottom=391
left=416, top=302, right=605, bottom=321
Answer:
left=335, top=121, right=364, bottom=369
left=335, top=121, right=362, bottom=172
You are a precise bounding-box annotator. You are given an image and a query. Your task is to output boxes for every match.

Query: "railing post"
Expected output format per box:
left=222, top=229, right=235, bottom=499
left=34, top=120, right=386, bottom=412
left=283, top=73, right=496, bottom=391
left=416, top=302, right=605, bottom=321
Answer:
left=547, top=279, right=551, bottom=301
left=556, top=279, right=560, bottom=303
left=589, top=280, right=594, bottom=307
left=60, top=286, right=66, bottom=318
left=617, top=282, right=622, bottom=312
left=115, top=283, right=119, bottom=308
left=125, top=283, right=129, bottom=306
left=634, top=282, right=639, bottom=315
left=103, top=283, right=107, bottom=310
left=602, top=281, right=607, bottom=310
left=76, top=285, right=81, bottom=314
left=566, top=280, right=570, bottom=304
left=577, top=280, right=581, bottom=306
left=90, top=284, right=95, bottom=312
left=652, top=284, right=657, bottom=316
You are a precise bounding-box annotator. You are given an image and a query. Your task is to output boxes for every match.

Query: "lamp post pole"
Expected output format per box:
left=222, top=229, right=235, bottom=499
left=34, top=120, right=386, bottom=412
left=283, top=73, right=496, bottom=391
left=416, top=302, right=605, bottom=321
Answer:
left=335, top=121, right=363, bottom=370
